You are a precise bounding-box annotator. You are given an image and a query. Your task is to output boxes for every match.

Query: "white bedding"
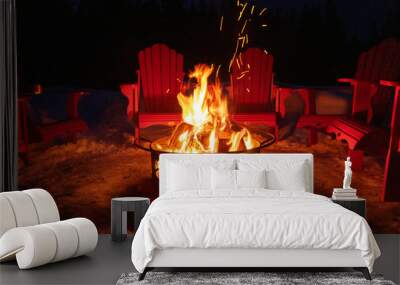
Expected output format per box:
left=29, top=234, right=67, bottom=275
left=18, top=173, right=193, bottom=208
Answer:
left=131, top=190, right=380, bottom=273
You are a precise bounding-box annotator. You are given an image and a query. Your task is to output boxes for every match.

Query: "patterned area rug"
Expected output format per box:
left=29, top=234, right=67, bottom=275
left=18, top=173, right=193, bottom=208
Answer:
left=116, top=272, right=395, bottom=285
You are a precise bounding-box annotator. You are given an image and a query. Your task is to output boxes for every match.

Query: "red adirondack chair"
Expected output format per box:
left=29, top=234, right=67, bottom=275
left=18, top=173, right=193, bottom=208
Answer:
left=338, top=38, right=400, bottom=120
left=120, top=44, right=184, bottom=142
left=37, top=91, right=89, bottom=143
left=380, top=80, right=400, bottom=202
left=326, top=38, right=400, bottom=169
left=229, top=48, right=278, bottom=140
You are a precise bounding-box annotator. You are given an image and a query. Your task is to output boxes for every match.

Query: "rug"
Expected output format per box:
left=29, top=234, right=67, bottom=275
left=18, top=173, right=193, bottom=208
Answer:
left=116, top=271, right=396, bottom=285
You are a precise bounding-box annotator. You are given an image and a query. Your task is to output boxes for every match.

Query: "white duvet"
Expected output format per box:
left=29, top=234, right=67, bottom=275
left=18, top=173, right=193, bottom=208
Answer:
left=131, top=190, right=380, bottom=273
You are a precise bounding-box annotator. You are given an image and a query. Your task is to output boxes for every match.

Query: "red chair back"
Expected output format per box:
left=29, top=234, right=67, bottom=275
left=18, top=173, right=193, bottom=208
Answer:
left=230, top=48, right=274, bottom=113
left=355, top=38, right=400, bottom=82
left=353, top=38, right=400, bottom=124
left=138, top=44, right=184, bottom=113
left=383, top=86, right=400, bottom=201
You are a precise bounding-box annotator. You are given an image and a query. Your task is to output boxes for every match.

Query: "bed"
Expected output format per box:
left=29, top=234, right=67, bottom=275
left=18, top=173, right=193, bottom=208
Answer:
left=131, top=153, right=380, bottom=280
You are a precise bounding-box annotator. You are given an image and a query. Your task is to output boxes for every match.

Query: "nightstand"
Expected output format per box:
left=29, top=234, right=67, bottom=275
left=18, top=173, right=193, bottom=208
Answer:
left=111, top=197, right=150, bottom=242
left=331, top=197, right=366, bottom=218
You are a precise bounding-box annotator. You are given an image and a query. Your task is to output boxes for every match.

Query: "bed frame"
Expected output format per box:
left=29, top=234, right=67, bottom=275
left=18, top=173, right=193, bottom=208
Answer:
left=141, top=248, right=370, bottom=280
left=139, top=154, right=371, bottom=281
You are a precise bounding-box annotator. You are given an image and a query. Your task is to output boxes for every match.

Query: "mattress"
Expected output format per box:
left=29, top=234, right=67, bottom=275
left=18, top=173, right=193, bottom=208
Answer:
left=131, top=190, right=380, bottom=273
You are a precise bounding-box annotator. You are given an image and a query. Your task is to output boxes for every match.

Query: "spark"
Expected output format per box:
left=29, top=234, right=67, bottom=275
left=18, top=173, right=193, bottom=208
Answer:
left=246, top=88, right=250, bottom=93
left=166, top=88, right=170, bottom=93
left=247, top=63, right=250, bottom=69
left=245, top=34, right=249, bottom=44
left=250, top=5, right=255, bottom=15
left=238, top=2, right=248, bottom=21
left=264, top=49, right=269, bottom=55
left=240, top=35, right=246, bottom=48
left=240, top=20, right=248, bottom=34
left=236, top=58, right=241, bottom=69
left=239, top=53, right=243, bottom=65
left=229, top=38, right=240, bottom=72
left=237, top=34, right=246, bottom=48
left=236, top=70, right=250, bottom=80
left=236, top=73, right=246, bottom=80
left=261, top=24, right=268, bottom=28
left=229, top=58, right=235, bottom=72
left=216, top=64, right=221, bottom=79
left=259, top=7, right=267, bottom=16
left=219, top=16, right=224, bottom=31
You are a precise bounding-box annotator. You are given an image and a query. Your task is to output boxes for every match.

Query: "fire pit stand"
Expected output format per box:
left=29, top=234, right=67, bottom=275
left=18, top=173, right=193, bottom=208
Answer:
left=135, top=132, right=275, bottom=179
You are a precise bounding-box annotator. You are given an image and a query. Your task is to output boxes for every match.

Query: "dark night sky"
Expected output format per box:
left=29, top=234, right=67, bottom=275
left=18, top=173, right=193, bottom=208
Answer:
left=65, top=0, right=397, bottom=42
left=17, top=0, right=400, bottom=88
left=261, top=0, right=397, bottom=42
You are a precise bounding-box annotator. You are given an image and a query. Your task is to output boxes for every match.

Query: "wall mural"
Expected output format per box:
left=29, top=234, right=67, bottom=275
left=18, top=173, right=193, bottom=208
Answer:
left=18, top=0, right=400, bottom=233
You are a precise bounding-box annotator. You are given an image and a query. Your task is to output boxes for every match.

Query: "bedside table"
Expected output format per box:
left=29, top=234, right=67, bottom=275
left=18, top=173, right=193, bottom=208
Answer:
left=331, top=197, right=366, bottom=218
left=111, top=197, right=150, bottom=242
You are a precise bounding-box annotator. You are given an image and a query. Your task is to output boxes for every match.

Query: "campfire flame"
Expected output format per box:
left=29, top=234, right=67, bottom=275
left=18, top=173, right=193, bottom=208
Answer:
left=154, top=64, right=260, bottom=153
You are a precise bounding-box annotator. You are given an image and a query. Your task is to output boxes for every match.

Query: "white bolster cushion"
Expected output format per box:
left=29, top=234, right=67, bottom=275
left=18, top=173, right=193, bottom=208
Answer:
left=23, top=189, right=60, bottom=224
left=0, top=196, right=17, bottom=237
left=64, top=218, right=98, bottom=257
left=0, top=226, right=57, bottom=268
left=0, top=218, right=98, bottom=269
left=0, top=189, right=60, bottom=238
left=42, top=221, right=79, bottom=262
left=0, top=191, right=39, bottom=228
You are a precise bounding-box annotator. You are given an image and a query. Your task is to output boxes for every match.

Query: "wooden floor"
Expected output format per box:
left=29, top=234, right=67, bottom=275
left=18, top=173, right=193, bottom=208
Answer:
left=0, top=235, right=399, bottom=285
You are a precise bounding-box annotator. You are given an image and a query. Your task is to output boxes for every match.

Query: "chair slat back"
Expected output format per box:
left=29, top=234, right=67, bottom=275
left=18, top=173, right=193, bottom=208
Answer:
left=138, top=44, right=184, bottom=113
left=355, top=38, right=400, bottom=82
left=231, top=48, right=274, bottom=113
left=389, top=87, right=400, bottom=153
left=383, top=86, right=400, bottom=201
left=353, top=38, right=400, bottom=124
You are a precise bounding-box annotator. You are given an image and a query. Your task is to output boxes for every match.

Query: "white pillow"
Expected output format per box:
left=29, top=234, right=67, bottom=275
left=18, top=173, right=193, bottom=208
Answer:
left=267, top=169, right=306, bottom=191
left=236, top=169, right=267, bottom=188
left=167, top=162, right=211, bottom=191
left=211, top=168, right=236, bottom=190
left=238, top=159, right=308, bottom=191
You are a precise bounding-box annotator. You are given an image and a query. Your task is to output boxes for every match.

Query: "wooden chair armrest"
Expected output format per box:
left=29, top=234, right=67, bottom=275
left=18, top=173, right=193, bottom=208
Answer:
left=380, top=80, right=400, bottom=88
left=120, top=83, right=138, bottom=97
left=66, top=91, right=89, bottom=119
left=337, top=78, right=356, bottom=84
left=119, top=83, right=139, bottom=121
left=339, top=78, right=379, bottom=88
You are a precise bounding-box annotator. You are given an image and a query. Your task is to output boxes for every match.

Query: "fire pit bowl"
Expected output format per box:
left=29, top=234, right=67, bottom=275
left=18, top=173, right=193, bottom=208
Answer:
left=135, top=129, right=275, bottom=179
left=150, top=131, right=274, bottom=154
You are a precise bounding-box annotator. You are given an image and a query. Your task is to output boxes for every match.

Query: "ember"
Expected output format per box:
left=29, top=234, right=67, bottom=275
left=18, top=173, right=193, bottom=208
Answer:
left=152, top=64, right=262, bottom=153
